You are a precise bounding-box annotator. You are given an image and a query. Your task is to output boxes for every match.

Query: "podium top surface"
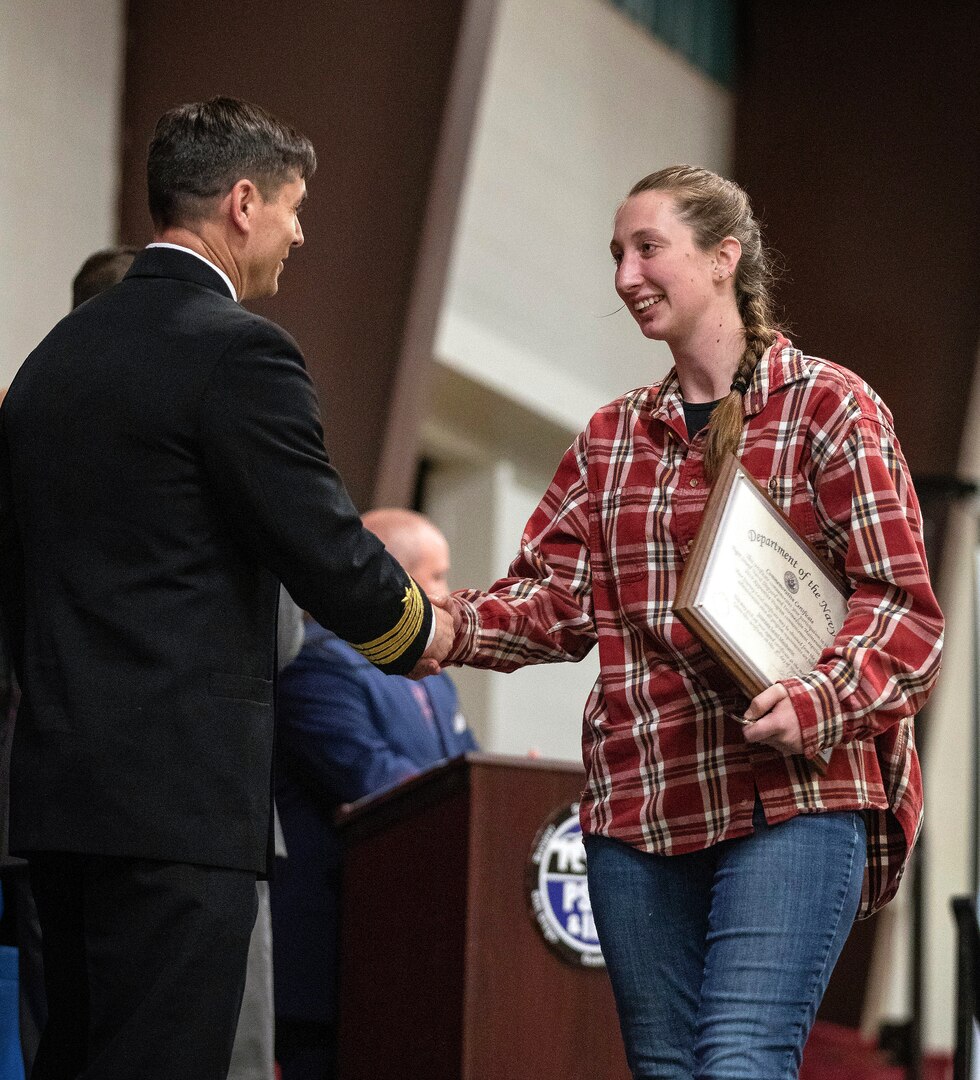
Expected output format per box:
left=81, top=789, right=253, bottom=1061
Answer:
left=334, top=751, right=584, bottom=835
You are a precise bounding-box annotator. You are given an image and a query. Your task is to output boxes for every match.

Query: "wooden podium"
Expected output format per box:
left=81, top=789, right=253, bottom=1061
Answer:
left=335, top=753, right=630, bottom=1080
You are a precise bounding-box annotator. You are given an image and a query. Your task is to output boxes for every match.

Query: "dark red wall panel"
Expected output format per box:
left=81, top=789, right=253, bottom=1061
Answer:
left=120, top=0, right=468, bottom=509
left=734, top=2, right=980, bottom=480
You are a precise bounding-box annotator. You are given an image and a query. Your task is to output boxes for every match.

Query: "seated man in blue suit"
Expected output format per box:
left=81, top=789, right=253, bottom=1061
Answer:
left=271, top=509, right=478, bottom=1080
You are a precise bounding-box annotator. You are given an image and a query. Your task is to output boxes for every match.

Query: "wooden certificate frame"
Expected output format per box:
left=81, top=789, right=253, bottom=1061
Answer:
left=674, top=454, right=850, bottom=773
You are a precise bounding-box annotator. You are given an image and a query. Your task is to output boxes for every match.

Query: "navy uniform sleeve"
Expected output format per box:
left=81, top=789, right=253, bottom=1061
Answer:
left=199, top=320, right=431, bottom=675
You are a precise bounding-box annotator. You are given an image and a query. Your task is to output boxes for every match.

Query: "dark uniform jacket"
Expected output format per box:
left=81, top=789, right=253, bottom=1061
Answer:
left=0, top=247, right=431, bottom=874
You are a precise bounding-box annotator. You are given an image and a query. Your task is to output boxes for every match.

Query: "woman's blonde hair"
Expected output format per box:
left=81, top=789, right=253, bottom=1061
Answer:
left=628, top=165, right=777, bottom=480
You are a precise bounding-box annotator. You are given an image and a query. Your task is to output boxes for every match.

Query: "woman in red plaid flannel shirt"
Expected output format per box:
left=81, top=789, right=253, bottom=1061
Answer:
left=442, top=166, right=943, bottom=1079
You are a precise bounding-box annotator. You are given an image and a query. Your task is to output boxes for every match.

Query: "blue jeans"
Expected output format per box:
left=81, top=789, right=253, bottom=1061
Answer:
left=584, top=802, right=866, bottom=1080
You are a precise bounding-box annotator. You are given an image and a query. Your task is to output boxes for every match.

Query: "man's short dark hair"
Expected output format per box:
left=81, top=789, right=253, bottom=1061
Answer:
left=147, top=97, right=317, bottom=229
left=72, top=246, right=139, bottom=308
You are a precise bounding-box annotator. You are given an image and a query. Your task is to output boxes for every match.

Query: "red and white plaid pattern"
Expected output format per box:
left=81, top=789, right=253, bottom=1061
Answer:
left=447, top=338, right=943, bottom=916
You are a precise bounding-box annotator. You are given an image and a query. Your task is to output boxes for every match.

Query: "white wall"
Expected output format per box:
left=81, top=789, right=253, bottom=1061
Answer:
left=426, top=452, right=601, bottom=762
left=423, top=365, right=599, bottom=762
left=437, top=0, right=733, bottom=431
left=0, top=0, right=125, bottom=385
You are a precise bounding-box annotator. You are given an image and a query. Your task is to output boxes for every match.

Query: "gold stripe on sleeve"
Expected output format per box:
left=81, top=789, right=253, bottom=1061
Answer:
left=350, top=582, right=425, bottom=666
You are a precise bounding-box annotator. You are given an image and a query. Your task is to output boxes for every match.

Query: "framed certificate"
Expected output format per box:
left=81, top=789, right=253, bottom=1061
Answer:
left=674, top=453, right=850, bottom=772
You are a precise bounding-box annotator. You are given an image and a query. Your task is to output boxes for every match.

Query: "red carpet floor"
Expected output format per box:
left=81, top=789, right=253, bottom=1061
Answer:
left=275, top=1022, right=954, bottom=1079
left=801, top=1022, right=953, bottom=1080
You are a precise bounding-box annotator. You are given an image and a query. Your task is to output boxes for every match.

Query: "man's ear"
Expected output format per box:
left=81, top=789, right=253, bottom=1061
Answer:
left=228, top=179, right=259, bottom=236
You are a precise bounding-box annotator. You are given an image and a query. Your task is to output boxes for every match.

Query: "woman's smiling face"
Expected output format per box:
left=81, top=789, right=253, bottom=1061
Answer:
left=610, top=189, right=722, bottom=348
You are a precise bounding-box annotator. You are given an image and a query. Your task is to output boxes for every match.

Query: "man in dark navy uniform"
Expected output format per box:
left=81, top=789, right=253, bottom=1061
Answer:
left=0, top=97, right=450, bottom=1079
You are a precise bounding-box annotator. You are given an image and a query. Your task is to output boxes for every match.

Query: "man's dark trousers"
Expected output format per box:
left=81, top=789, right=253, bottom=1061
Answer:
left=29, top=854, right=257, bottom=1078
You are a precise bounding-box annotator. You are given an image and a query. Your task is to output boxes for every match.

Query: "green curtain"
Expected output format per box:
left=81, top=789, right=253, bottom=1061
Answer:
left=606, top=0, right=736, bottom=87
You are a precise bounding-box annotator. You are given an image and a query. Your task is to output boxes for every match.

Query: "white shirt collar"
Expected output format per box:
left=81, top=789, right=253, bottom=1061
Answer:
left=145, top=243, right=238, bottom=302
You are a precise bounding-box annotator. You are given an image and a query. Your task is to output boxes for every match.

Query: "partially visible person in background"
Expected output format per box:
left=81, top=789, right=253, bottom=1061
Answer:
left=0, top=246, right=140, bottom=1076
left=272, top=508, right=477, bottom=1080
left=71, top=247, right=139, bottom=309
left=0, top=397, right=29, bottom=1076
left=227, top=587, right=305, bottom=1080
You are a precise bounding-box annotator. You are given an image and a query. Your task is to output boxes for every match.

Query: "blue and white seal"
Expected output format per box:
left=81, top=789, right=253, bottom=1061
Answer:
left=526, top=802, right=605, bottom=968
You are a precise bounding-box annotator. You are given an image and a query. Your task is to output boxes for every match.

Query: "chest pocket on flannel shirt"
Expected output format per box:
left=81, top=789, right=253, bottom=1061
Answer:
left=591, top=485, right=672, bottom=589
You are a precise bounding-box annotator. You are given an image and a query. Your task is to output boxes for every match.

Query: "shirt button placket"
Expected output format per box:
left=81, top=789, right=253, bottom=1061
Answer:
left=675, top=455, right=706, bottom=547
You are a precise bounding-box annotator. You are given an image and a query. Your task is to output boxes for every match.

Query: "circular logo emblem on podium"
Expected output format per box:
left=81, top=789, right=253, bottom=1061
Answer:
left=526, top=802, right=605, bottom=968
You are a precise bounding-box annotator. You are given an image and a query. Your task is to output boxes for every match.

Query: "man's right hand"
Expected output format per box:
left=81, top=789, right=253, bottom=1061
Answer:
left=407, top=598, right=457, bottom=680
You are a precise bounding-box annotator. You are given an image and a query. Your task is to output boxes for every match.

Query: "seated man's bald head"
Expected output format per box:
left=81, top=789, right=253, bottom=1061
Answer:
left=362, top=509, right=450, bottom=598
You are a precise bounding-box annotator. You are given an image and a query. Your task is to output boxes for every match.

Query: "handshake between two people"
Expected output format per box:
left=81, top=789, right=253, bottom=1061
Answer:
left=405, top=597, right=808, bottom=752
left=408, top=595, right=458, bottom=681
